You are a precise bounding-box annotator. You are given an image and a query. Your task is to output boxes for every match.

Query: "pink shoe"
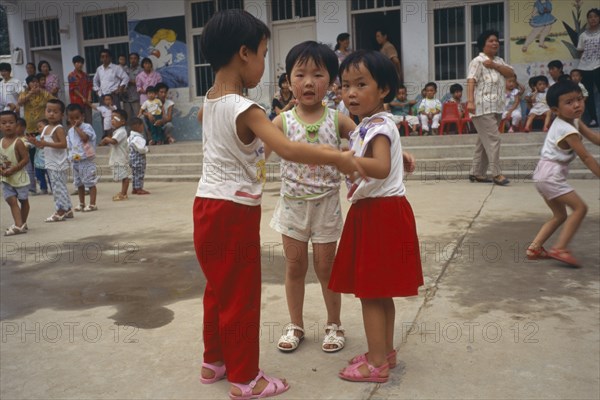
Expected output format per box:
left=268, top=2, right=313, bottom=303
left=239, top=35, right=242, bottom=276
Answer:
left=548, top=248, right=580, bottom=267
left=229, top=370, right=289, bottom=399
left=200, top=362, right=226, bottom=384
left=348, top=350, right=397, bottom=369
left=339, top=361, right=389, bottom=383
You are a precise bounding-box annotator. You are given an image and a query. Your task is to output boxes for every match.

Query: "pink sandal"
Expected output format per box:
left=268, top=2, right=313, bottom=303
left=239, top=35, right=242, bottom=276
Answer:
left=339, top=361, right=389, bottom=383
left=229, top=370, right=289, bottom=399
left=200, top=362, right=226, bottom=384
left=526, top=246, right=549, bottom=260
left=548, top=248, right=580, bottom=267
left=348, top=350, right=397, bottom=369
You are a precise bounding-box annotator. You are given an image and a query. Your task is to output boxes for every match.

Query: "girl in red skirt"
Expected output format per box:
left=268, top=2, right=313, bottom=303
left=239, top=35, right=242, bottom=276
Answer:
left=329, top=50, right=424, bottom=383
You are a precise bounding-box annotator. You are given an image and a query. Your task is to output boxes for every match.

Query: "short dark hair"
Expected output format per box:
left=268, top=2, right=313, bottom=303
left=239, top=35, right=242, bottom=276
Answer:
left=100, top=49, right=113, bottom=58
left=536, top=75, right=549, bottom=85
left=47, top=99, right=65, bottom=113
left=200, top=9, right=270, bottom=72
left=113, top=109, right=128, bottom=121
left=25, top=75, right=38, bottom=85
left=547, top=60, right=563, bottom=70
left=0, top=63, right=11, bottom=73
left=547, top=80, right=582, bottom=108
left=35, top=73, right=45, bottom=81
left=339, top=50, right=398, bottom=103
left=450, top=83, right=463, bottom=94
left=66, top=103, right=84, bottom=114
left=155, top=82, right=169, bottom=92
left=37, top=60, right=51, bottom=72
left=72, top=55, right=85, bottom=64
left=146, top=86, right=157, bottom=94
left=285, top=41, right=339, bottom=85
left=425, top=82, right=438, bottom=91
left=129, top=52, right=140, bottom=59
left=141, top=57, right=153, bottom=68
left=398, top=84, right=407, bottom=91
left=16, top=117, right=26, bottom=128
left=0, top=111, right=17, bottom=123
left=101, top=94, right=112, bottom=101
left=587, top=8, right=600, bottom=19
left=477, top=30, right=500, bottom=52
left=376, top=28, right=388, bottom=37
left=129, top=117, right=144, bottom=127
left=557, top=74, right=571, bottom=82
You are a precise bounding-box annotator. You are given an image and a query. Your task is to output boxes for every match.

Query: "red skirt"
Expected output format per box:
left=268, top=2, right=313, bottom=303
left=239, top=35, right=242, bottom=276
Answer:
left=329, top=196, right=423, bottom=298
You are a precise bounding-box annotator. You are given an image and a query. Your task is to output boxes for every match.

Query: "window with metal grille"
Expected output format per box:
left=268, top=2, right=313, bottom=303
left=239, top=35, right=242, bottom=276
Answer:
left=27, top=18, right=60, bottom=49
left=351, top=0, right=400, bottom=11
left=271, top=0, right=316, bottom=21
left=80, top=10, right=129, bottom=101
left=190, top=0, right=245, bottom=97
left=433, top=2, right=504, bottom=82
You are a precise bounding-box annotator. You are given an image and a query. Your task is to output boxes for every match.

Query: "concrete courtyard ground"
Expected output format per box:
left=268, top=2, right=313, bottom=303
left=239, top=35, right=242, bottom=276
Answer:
left=1, top=177, right=599, bottom=399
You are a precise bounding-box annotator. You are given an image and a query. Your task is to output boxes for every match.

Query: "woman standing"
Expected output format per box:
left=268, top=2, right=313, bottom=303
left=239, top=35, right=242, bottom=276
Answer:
left=466, top=30, right=515, bottom=186
left=577, top=8, right=600, bottom=127
left=136, top=58, right=162, bottom=104
left=17, top=75, right=55, bottom=134
left=334, top=33, right=351, bottom=64
left=38, top=60, right=60, bottom=97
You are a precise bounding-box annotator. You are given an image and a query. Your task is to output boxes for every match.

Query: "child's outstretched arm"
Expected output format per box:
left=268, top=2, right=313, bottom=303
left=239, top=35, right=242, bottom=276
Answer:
left=563, top=134, right=600, bottom=177
left=579, top=121, right=600, bottom=146
left=242, top=106, right=365, bottom=177
left=1, top=139, right=29, bottom=177
left=353, top=135, right=391, bottom=179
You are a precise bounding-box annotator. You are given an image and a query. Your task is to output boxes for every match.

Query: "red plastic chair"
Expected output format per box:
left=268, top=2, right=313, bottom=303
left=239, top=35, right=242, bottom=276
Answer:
left=439, top=102, right=462, bottom=135
left=460, top=103, right=475, bottom=133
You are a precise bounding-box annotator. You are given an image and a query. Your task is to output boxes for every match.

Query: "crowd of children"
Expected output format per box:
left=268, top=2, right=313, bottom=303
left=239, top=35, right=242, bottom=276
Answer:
left=1, top=98, right=150, bottom=235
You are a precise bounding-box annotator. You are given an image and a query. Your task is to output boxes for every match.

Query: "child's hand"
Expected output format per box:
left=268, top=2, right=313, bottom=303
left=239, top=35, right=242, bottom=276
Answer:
left=336, top=150, right=367, bottom=181
left=403, top=151, right=416, bottom=174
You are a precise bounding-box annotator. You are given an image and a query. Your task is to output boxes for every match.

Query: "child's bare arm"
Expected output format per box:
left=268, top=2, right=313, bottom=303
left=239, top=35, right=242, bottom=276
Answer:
left=578, top=121, right=600, bottom=145
left=564, top=134, right=600, bottom=177
left=265, top=114, right=285, bottom=160
left=40, top=127, right=67, bottom=149
left=508, top=95, right=521, bottom=113
left=353, top=134, right=391, bottom=179
left=338, top=113, right=357, bottom=140
left=242, top=106, right=365, bottom=177
left=403, top=151, right=416, bottom=174
left=100, top=137, right=117, bottom=145
left=4, top=140, right=30, bottom=176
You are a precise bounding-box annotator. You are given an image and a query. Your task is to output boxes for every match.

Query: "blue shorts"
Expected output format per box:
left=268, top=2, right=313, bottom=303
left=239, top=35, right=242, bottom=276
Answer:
left=2, top=182, right=29, bottom=201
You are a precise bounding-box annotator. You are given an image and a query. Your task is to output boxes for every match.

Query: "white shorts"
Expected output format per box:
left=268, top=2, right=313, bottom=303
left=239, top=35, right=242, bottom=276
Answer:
left=533, top=159, right=573, bottom=200
left=270, top=192, right=343, bottom=243
left=112, top=163, right=132, bottom=182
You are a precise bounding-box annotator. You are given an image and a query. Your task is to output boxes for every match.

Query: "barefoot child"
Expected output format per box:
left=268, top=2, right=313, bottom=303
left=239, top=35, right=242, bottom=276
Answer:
left=195, top=10, right=363, bottom=399
left=66, top=103, right=98, bottom=212
left=29, top=99, right=73, bottom=222
left=0, top=111, right=30, bottom=235
left=329, top=50, right=424, bottom=383
left=527, top=80, right=600, bottom=267
left=100, top=109, right=130, bottom=201
left=269, top=41, right=356, bottom=354
left=128, top=117, right=150, bottom=195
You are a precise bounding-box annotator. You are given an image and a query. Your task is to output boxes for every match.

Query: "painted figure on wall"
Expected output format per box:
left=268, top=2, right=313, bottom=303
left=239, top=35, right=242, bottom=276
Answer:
left=129, top=17, right=188, bottom=90
left=522, top=0, right=557, bottom=52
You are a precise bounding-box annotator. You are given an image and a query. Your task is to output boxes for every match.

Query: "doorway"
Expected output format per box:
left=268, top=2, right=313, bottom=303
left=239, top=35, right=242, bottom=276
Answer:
left=353, top=10, right=401, bottom=53
left=271, top=21, right=316, bottom=85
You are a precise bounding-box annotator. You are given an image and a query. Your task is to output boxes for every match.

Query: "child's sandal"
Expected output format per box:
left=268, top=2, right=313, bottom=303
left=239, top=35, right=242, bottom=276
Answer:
left=84, top=205, right=98, bottom=212
left=322, top=323, right=345, bottom=353
left=349, top=350, right=397, bottom=369
left=526, top=246, right=549, bottom=260
left=548, top=248, right=580, bottom=267
left=4, top=224, right=27, bottom=236
left=74, top=203, right=86, bottom=212
left=339, top=361, right=389, bottom=383
left=229, top=370, right=289, bottom=400
left=45, top=213, right=66, bottom=222
left=199, top=362, right=226, bottom=384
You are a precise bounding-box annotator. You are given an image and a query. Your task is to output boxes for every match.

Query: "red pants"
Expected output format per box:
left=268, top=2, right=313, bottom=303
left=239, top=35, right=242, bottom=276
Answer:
left=193, top=197, right=262, bottom=383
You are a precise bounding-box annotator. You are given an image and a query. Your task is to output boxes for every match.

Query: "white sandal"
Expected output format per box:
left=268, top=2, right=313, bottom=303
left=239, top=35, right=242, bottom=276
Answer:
left=74, top=203, right=85, bottom=212
left=277, top=323, right=305, bottom=352
left=322, top=323, right=345, bottom=353
left=84, top=204, right=98, bottom=212
left=4, top=224, right=27, bottom=236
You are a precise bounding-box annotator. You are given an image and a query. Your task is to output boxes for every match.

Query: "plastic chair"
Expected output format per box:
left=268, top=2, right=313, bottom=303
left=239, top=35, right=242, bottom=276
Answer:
left=439, top=102, right=462, bottom=135
left=460, top=103, right=474, bottom=133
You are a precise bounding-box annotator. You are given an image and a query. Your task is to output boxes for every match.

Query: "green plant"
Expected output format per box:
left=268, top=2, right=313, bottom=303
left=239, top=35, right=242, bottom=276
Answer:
left=562, top=0, right=587, bottom=58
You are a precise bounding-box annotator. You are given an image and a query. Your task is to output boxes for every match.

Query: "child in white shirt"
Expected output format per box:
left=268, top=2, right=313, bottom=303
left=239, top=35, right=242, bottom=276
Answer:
left=100, top=109, right=130, bottom=201
left=139, top=86, right=164, bottom=144
left=93, top=94, right=117, bottom=138
left=418, top=82, right=442, bottom=135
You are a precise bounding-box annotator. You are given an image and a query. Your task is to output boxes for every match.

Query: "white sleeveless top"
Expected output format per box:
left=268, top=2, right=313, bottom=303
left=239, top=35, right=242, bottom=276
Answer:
left=42, top=125, right=69, bottom=171
left=280, top=107, right=341, bottom=199
left=346, top=112, right=405, bottom=202
left=540, top=118, right=581, bottom=164
left=195, top=94, right=266, bottom=206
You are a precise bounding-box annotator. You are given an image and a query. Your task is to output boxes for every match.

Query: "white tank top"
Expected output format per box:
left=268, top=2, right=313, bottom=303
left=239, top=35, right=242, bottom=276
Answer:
left=42, top=125, right=69, bottom=171
left=280, top=107, right=341, bottom=199
left=195, top=94, right=266, bottom=206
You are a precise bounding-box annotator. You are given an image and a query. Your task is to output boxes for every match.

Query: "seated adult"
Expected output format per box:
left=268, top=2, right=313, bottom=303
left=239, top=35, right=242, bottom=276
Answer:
left=154, top=83, right=176, bottom=144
